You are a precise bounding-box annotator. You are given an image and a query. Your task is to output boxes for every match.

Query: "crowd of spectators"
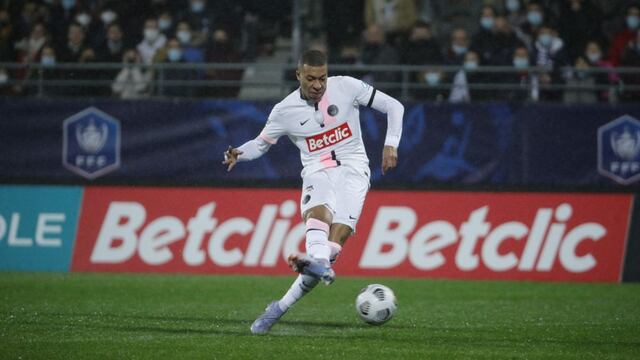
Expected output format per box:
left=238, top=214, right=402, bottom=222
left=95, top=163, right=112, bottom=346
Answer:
left=321, top=0, right=640, bottom=103
left=0, top=0, right=278, bottom=98
left=0, top=0, right=639, bottom=103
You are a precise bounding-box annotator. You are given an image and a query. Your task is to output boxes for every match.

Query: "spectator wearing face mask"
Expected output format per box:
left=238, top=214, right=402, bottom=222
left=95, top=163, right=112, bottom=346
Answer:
left=158, top=38, right=199, bottom=98
left=558, top=0, right=606, bottom=63
left=445, top=27, right=470, bottom=66
left=416, top=67, right=447, bottom=102
left=157, top=10, right=175, bottom=36
left=89, top=7, right=119, bottom=49
left=72, top=8, right=99, bottom=48
left=112, top=49, right=150, bottom=99
left=506, top=45, right=539, bottom=102
left=48, top=0, right=79, bottom=48
left=609, top=4, right=640, bottom=66
left=566, top=40, right=618, bottom=103
left=471, top=8, right=523, bottom=67
left=95, top=22, right=126, bottom=95
left=137, top=18, right=166, bottom=65
left=55, top=22, right=99, bottom=95
left=96, top=23, right=125, bottom=63
left=530, top=24, right=569, bottom=101
left=563, top=56, right=601, bottom=104
left=516, top=1, right=547, bottom=50
left=449, top=50, right=488, bottom=103
left=180, top=0, right=215, bottom=46
left=564, top=40, right=619, bottom=104
left=620, top=28, right=640, bottom=102
left=173, top=21, right=205, bottom=63
left=17, top=45, right=62, bottom=97
left=56, top=22, right=90, bottom=62
left=205, top=28, right=243, bottom=98
left=503, top=0, right=526, bottom=29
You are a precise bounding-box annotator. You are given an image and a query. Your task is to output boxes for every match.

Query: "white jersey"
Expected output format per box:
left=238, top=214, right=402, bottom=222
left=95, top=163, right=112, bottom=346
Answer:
left=258, top=76, right=391, bottom=177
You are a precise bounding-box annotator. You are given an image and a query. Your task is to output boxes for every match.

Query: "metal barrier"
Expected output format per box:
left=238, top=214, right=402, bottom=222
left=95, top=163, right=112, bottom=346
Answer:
left=1, top=62, right=639, bottom=102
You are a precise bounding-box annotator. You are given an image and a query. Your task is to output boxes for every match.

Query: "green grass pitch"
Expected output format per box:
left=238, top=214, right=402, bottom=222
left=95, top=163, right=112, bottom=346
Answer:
left=1, top=272, right=639, bottom=359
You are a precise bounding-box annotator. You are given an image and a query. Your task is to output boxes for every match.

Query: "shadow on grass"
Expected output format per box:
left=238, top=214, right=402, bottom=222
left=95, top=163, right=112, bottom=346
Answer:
left=22, top=311, right=640, bottom=348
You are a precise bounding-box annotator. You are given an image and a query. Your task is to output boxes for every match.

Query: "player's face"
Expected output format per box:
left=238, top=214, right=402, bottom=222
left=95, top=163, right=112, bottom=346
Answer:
left=297, top=64, right=327, bottom=102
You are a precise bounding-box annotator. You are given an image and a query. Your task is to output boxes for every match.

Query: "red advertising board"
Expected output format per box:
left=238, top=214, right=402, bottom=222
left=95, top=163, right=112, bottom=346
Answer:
left=72, top=187, right=633, bottom=282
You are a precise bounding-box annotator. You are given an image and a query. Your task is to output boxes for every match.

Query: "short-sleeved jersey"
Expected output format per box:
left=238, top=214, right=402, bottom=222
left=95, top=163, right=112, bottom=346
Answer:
left=259, top=76, right=376, bottom=177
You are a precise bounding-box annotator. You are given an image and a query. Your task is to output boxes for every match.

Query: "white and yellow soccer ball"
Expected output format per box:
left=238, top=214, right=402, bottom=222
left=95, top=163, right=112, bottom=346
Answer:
left=355, top=284, right=397, bottom=325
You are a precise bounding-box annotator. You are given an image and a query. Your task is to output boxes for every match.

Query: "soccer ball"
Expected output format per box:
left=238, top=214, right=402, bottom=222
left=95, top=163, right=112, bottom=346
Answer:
left=355, top=284, right=397, bottom=325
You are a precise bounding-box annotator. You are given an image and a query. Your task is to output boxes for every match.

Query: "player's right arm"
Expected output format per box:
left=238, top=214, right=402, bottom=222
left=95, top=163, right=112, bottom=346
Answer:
left=222, top=105, right=285, bottom=172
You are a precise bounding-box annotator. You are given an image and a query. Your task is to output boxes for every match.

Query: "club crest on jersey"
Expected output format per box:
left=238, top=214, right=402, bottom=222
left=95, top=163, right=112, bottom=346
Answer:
left=63, top=107, right=120, bottom=179
left=327, top=104, right=339, bottom=116
left=305, top=123, right=352, bottom=152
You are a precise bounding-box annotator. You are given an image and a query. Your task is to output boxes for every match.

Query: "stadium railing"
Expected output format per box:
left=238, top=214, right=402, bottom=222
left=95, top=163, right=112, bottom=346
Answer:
left=0, top=62, right=639, bottom=102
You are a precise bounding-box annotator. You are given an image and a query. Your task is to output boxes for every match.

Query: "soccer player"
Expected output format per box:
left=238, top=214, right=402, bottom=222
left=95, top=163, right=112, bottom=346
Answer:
left=222, top=50, right=404, bottom=334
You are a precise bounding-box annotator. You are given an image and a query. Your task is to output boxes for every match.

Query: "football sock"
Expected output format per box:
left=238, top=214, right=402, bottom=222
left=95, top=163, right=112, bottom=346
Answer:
left=305, top=218, right=331, bottom=262
left=278, top=274, right=319, bottom=311
left=328, top=241, right=342, bottom=264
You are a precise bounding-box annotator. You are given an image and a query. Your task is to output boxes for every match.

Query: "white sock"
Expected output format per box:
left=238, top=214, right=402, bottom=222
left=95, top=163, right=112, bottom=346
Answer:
left=305, top=218, right=331, bottom=262
left=278, top=274, right=319, bottom=311
left=328, top=241, right=342, bottom=264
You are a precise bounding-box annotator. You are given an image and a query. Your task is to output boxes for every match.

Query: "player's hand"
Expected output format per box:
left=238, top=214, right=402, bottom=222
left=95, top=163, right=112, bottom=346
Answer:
left=381, top=145, right=398, bottom=175
left=222, top=145, right=243, bottom=172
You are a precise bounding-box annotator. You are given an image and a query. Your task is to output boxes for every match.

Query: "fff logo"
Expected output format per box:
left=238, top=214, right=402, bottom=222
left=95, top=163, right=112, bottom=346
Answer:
left=598, top=115, right=640, bottom=185
left=62, top=107, right=120, bottom=179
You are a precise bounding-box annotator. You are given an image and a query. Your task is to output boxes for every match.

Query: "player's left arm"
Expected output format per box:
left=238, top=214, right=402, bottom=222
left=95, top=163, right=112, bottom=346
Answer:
left=341, top=76, right=404, bottom=175
left=368, top=89, right=403, bottom=175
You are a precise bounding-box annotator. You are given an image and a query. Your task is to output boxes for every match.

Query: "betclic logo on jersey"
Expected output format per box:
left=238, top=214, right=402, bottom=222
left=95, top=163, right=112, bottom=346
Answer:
left=306, top=123, right=353, bottom=152
left=63, top=107, right=120, bottom=179
left=598, top=114, right=640, bottom=184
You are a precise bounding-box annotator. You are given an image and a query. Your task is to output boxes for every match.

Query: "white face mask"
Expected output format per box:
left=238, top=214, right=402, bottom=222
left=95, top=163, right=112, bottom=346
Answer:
left=506, top=0, right=520, bottom=12
left=586, top=52, right=601, bottom=63
left=425, top=72, right=440, bottom=85
left=464, top=60, right=478, bottom=70
left=101, top=11, right=117, bottom=24
left=168, top=48, right=182, bottom=62
left=452, top=44, right=467, bottom=55
left=144, top=28, right=159, bottom=41
left=513, top=57, right=529, bottom=69
left=177, top=30, right=191, bottom=44
left=41, top=56, right=56, bottom=66
left=191, top=1, right=205, bottom=13
left=158, top=18, right=172, bottom=31
left=75, top=13, right=91, bottom=26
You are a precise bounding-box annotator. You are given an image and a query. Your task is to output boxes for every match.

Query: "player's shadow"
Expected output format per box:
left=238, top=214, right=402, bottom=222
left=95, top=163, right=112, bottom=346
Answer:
left=36, top=311, right=418, bottom=339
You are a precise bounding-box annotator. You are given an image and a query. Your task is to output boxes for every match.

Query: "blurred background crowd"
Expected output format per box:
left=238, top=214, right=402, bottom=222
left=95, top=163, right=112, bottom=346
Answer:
left=0, top=0, right=639, bottom=103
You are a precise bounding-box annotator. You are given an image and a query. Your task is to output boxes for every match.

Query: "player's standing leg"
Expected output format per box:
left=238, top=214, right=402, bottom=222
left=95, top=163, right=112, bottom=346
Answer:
left=250, top=211, right=335, bottom=334
left=250, top=169, right=354, bottom=334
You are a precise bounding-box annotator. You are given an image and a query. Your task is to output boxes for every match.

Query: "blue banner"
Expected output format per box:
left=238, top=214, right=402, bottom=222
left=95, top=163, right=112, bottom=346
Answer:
left=1, top=99, right=639, bottom=189
left=0, top=185, right=82, bottom=271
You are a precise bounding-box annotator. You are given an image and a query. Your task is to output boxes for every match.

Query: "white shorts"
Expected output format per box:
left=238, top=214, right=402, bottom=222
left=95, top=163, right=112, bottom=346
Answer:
left=300, top=165, right=370, bottom=232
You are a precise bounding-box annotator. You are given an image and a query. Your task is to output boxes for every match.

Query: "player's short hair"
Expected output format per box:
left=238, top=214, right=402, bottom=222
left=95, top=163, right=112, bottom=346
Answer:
left=298, top=50, right=327, bottom=68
